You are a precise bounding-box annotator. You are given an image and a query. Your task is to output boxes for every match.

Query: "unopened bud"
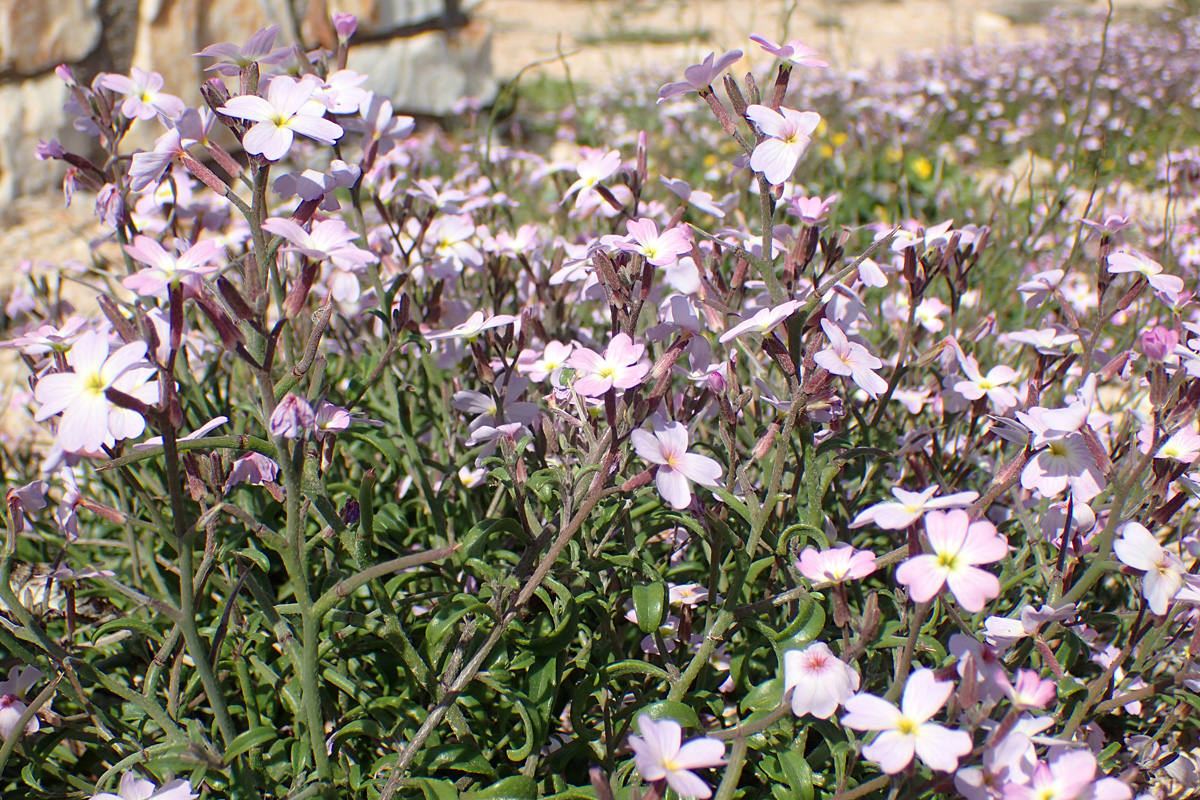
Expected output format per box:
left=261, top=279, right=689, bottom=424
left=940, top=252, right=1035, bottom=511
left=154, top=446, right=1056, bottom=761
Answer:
left=752, top=422, right=780, bottom=460
left=217, top=277, right=256, bottom=322
left=1141, top=326, right=1178, bottom=362
left=332, top=12, right=357, bottom=41
left=270, top=394, right=315, bottom=439
left=97, top=295, right=140, bottom=344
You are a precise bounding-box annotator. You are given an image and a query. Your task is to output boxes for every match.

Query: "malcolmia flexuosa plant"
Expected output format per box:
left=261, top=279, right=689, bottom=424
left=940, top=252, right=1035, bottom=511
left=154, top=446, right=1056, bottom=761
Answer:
left=4, top=6, right=1200, bottom=800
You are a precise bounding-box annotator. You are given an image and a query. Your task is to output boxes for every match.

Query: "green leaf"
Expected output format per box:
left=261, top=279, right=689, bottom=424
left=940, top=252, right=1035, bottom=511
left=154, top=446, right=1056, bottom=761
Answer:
left=461, top=776, right=537, bottom=799
left=223, top=726, right=276, bottom=763
left=711, top=488, right=755, bottom=524
left=631, top=580, right=667, bottom=634
left=741, top=677, right=783, bottom=713
left=92, top=618, right=164, bottom=646
left=779, top=750, right=815, bottom=800
left=775, top=596, right=825, bottom=650
left=412, top=778, right=461, bottom=800
left=635, top=700, right=700, bottom=729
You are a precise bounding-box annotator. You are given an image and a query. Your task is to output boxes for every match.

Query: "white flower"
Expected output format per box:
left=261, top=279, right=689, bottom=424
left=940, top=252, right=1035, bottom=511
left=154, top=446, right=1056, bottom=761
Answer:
left=631, top=422, right=723, bottom=509
left=783, top=642, right=859, bottom=719
left=628, top=715, right=726, bottom=799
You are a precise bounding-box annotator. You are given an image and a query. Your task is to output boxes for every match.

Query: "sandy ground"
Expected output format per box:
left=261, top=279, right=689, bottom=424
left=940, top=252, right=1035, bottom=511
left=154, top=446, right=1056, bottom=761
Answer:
left=476, top=0, right=1168, bottom=82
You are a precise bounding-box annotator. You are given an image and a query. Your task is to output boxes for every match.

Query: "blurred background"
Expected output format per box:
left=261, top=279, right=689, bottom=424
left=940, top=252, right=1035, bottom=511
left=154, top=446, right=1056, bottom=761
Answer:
left=0, top=0, right=1172, bottom=266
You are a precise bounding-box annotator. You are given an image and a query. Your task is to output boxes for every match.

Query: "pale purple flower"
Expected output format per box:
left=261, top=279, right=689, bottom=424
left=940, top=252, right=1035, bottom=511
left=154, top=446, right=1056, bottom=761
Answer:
left=90, top=772, right=197, bottom=800
left=797, top=545, right=877, bottom=583
left=613, top=218, right=692, bottom=267
left=563, top=149, right=622, bottom=206
left=270, top=394, right=315, bottom=439
left=784, top=642, right=859, bottom=719
left=1007, top=326, right=1079, bottom=356
left=628, top=715, right=726, bottom=799
left=99, top=68, right=185, bottom=120
left=631, top=422, right=723, bottom=509
left=0, top=666, right=42, bottom=741
left=719, top=299, right=801, bottom=343
left=315, top=402, right=352, bottom=439
left=122, top=236, right=220, bottom=297
left=1107, top=250, right=1186, bottom=305
left=346, top=92, right=415, bottom=165
left=218, top=77, right=344, bottom=161
left=1016, top=269, right=1065, bottom=308
left=1016, top=405, right=1106, bottom=503
left=262, top=217, right=375, bottom=267
left=661, top=177, right=727, bottom=218
left=814, top=319, right=888, bottom=398
left=517, top=341, right=574, bottom=383
left=224, top=453, right=280, bottom=491
left=33, top=331, right=159, bottom=453
left=425, top=311, right=516, bottom=342
left=656, top=49, right=743, bottom=103
left=129, top=127, right=187, bottom=191
left=1141, top=326, right=1179, bottom=362
left=332, top=13, right=358, bottom=42
left=841, top=669, right=972, bottom=774
left=568, top=333, right=649, bottom=396
left=1005, top=750, right=1102, bottom=800
left=1113, top=522, right=1186, bottom=615
left=746, top=104, right=821, bottom=185
left=850, top=485, right=978, bottom=530
left=1080, top=213, right=1131, bottom=236
left=749, top=34, right=829, bottom=67
left=196, top=25, right=292, bottom=76
left=955, top=355, right=1019, bottom=412
left=2, top=316, right=89, bottom=356
left=895, top=509, right=1007, bottom=612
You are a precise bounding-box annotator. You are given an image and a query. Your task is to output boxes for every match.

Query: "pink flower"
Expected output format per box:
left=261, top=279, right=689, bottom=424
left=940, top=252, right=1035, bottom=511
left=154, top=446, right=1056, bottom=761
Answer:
left=1107, top=250, right=1186, bottom=305
left=746, top=104, right=821, bottom=185
left=749, top=34, right=829, bottom=68
left=1005, top=750, right=1101, bottom=800
left=850, top=485, right=978, bottom=530
left=814, top=319, right=888, bottom=399
left=1112, top=521, right=1186, bottom=615
left=719, top=300, right=801, bottom=343
left=1000, top=669, right=1057, bottom=709
left=568, top=333, right=649, bottom=396
left=122, top=236, right=220, bottom=297
left=218, top=77, right=344, bottom=161
left=661, top=177, right=728, bottom=218
left=797, top=545, right=876, bottom=583
left=129, top=127, right=188, bottom=191
left=224, top=453, right=280, bottom=492
left=783, top=642, right=860, bottom=719
left=895, top=509, right=1007, bottom=612
left=628, top=715, right=726, bottom=799
left=631, top=422, right=723, bottom=509
left=98, top=67, right=185, bottom=120
left=656, top=49, right=744, bottom=103
left=787, top=193, right=838, bottom=225
left=33, top=331, right=159, bottom=454
left=613, top=218, right=692, bottom=267
left=841, top=669, right=972, bottom=774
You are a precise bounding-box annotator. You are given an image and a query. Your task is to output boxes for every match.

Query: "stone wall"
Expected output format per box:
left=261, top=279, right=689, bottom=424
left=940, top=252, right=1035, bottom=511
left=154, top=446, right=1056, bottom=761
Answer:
left=0, top=0, right=494, bottom=200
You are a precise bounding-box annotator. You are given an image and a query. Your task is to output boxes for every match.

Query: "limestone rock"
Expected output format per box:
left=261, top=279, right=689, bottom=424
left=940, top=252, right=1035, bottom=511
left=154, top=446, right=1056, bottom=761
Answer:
left=0, top=0, right=101, bottom=76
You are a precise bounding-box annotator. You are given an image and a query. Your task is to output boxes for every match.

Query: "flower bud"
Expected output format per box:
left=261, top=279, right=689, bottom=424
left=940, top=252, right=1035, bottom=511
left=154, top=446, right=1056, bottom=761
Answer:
left=1141, top=325, right=1178, bottom=362
left=332, top=13, right=357, bottom=42
left=270, top=394, right=315, bottom=439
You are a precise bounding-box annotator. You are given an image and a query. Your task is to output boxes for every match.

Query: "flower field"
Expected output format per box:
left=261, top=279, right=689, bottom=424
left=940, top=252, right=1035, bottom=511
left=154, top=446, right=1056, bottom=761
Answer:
left=3, top=7, right=1200, bottom=800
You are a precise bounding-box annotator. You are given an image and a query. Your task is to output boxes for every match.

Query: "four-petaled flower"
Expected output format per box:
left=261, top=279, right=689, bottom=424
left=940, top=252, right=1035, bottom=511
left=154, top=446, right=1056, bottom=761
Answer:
left=814, top=319, right=888, bottom=398
left=1113, top=521, right=1186, bottom=615
left=746, top=104, right=821, bottom=185
left=98, top=68, right=185, bottom=121
left=90, top=771, right=198, bottom=800
left=797, top=545, right=877, bottom=583
left=628, top=715, right=726, bottom=799
left=657, top=50, right=744, bottom=104
left=613, top=218, right=693, bottom=267
left=631, top=421, right=723, bottom=509
left=1107, top=250, right=1186, bottom=305
left=568, top=333, right=650, bottom=396
left=895, top=509, right=1007, bottom=612
left=218, top=77, right=344, bottom=161
left=784, top=642, right=860, bottom=719
left=122, top=236, right=220, bottom=298
left=749, top=34, right=829, bottom=68
left=841, top=669, right=972, bottom=774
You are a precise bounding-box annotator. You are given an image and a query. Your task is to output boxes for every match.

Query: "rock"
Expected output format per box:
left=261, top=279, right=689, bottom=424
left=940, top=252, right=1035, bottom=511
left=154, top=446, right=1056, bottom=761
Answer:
left=350, top=18, right=495, bottom=115
left=0, top=0, right=102, bottom=76
left=0, top=74, right=86, bottom=200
